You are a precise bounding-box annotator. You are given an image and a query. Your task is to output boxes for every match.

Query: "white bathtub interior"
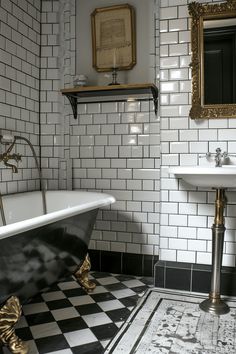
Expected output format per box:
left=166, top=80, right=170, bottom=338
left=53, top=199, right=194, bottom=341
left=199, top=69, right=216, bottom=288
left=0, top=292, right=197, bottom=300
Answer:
left=0, top=191, right=115, bottom=238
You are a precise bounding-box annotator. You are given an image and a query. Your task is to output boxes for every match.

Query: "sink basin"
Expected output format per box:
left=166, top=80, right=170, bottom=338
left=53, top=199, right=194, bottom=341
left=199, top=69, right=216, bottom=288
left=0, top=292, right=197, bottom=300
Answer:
left=169, top=165, right=236, bottom=188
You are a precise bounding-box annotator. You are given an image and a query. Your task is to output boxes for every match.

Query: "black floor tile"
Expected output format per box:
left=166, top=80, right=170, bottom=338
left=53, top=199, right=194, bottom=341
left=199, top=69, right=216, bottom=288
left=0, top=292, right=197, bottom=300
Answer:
left=130, top=285, right=149, bottom=294
left=104, top=283, right=127, bottom=291
left=26, top=293, right=44, bottom=304
left=15, top=327, right=33, bottom=341
left=57, top=317, right=88, bottom=333
left=90, top=292, right=116, bottom=302
left=46, top=299, right=73, bottom=310
left=35, top=334, right=69, bottom=353
left=71, top=341, right=104, bottom=354
left=76, top=303, right=103, bottom=316
left=92, top=323, right=119, bottom=341
left=139, top=277, right=154, bottom=286
left=119, top=294, right=139, bottom=308
left=106, top=307, right=131, bottom=322
left=92, top=272, right=111, bottom=278
left=63, top=287, right=87, bottom=297
left=115, top=275, right=136, bottom=282
left=25, top=311, right=55, bottom=326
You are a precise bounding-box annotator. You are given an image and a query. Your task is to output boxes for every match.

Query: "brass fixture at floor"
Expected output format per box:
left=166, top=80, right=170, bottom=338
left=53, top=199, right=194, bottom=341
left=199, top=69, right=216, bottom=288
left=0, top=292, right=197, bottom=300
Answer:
left=0, top=296, right=28, bottom=354
left=199, top=189, right=230, bottom=315
left=74, top=254, right=96, bottom=291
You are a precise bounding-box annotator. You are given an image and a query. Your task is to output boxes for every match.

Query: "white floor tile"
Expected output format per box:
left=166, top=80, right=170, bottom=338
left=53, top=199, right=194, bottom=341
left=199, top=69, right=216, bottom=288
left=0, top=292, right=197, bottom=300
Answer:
left=91, top=285, right=107, bottom=294
left=83, top=312, right=112, bottom=327
left=64, top=328, right=97, bottom=347
left=23, top=302, right=49, bottom=315
left=68, top=295, right=95, bottom=306
left=30, top=322, right=61, bottom=339
left=42, top=291, right=66, bottom=302
left=51, top=307, right=80, bottom=321
left=98, top=299, right=124, bottom=312
left=58, top=281, right=80, bottom=290
left=97, top=277, right=120, bottom=285
left=111, top=288, right=136, bottom=299
left=122, top=279, right=146, bottom=288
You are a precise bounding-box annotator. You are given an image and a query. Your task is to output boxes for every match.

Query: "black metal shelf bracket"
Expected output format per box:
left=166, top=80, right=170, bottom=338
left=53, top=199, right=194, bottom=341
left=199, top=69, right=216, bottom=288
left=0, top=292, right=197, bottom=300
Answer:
left=66, top=95, right=77, bottom=119
left=151, top=85, right=158, bottom=115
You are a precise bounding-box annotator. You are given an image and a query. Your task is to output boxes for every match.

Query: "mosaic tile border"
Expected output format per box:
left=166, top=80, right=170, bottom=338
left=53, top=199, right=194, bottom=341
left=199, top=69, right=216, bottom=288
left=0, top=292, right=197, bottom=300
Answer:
left=105, top=287, right=236, bottom=353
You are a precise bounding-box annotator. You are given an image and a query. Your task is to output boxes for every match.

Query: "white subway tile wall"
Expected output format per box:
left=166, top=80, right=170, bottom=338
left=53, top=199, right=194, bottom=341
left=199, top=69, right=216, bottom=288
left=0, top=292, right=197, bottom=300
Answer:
left=67, top=1, right=160, bottom=256
left=2, top=0, right=236, bottom=265
left=160, top=0, right=236, bottom=267
left=0, top=0, right=41, bottom=194
left=71, top=99, right=160, bottom=255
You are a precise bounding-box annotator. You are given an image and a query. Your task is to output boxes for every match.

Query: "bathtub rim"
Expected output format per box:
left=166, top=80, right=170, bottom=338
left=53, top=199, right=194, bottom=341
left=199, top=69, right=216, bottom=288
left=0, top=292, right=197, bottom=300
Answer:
left=0, top=190, right=115, bottom=240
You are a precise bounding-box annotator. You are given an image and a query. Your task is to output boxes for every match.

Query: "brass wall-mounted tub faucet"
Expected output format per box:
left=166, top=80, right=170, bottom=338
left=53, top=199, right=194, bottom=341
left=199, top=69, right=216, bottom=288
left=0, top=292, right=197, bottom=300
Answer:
left=0, top=135, right=22, bottom=173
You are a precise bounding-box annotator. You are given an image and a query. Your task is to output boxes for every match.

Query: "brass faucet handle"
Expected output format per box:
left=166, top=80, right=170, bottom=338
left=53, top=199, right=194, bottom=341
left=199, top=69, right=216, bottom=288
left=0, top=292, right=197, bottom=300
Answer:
left=12, top=153, right=22, bottom=162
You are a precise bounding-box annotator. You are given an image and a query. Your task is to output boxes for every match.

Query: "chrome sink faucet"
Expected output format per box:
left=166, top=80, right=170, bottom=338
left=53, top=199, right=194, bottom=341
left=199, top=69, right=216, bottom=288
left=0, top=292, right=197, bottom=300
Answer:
left=214, top=148, right=228, bottom=167
left=200, top=148, right=230, bottom=167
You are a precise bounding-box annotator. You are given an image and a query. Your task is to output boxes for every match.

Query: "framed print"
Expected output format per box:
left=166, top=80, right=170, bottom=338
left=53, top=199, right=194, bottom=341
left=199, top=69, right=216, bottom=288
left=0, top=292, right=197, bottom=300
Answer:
left=91, top=4, right=136, bottom=72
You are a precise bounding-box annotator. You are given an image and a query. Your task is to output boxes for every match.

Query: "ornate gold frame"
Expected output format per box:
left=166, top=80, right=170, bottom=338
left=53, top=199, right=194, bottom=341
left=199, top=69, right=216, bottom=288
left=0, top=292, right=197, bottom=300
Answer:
left=91, top=4, right=136, bottom=72
left=188, top=0, right=236, bottom=119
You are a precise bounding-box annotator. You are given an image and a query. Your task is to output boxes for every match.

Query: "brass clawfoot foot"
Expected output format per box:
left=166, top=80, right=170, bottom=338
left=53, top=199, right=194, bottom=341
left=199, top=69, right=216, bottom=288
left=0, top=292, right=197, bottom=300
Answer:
left=0, top=296, right=28, bottom=354
left=74, top=254, right=96, bottom=291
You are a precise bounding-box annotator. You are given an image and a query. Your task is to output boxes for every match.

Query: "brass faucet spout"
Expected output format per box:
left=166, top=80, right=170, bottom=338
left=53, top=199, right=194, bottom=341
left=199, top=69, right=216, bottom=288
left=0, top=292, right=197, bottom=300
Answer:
left=4, top=160, right=18, bottom=173
left=0, top=152, right=21, bottom=173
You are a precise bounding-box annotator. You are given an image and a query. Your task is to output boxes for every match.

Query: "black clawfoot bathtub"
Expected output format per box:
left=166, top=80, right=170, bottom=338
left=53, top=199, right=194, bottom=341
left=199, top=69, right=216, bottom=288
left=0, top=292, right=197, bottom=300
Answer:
left=0, top=190, right=115, bottom=305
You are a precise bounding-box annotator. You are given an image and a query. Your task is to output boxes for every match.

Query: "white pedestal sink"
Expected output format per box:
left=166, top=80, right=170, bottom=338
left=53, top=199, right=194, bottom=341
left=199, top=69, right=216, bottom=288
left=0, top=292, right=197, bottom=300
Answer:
left=169, top=165, right=236, bottom=315
left=169, top=165, right=236, bottom=188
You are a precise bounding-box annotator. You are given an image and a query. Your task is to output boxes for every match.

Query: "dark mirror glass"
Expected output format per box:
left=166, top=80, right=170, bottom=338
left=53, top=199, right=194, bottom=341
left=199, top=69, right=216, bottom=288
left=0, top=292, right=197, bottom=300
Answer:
left=203, top=18, right=236, bottom=105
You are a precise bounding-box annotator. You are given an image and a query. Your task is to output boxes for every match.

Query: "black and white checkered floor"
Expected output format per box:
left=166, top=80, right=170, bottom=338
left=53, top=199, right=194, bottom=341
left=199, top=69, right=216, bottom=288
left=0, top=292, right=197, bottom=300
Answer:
left=1, top=272, right=152, bottom=354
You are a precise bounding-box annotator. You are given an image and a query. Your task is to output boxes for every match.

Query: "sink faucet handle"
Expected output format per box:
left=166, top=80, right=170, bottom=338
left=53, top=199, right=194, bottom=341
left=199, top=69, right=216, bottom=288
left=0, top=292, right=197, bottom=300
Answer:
left=199, top=152, right=212, bottom=158
left=222, top=151, right=228, bottom=158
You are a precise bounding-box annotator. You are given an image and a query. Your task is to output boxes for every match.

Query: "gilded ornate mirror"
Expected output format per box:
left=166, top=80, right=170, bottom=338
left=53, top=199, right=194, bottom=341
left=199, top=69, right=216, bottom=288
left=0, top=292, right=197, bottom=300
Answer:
left=188, top=0, right=236, bottom=119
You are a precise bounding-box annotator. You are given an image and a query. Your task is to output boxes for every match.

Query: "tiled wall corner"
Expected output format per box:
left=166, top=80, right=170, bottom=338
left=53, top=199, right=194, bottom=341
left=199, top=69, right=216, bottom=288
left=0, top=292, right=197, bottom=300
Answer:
left=40, top=0, right=75, bottom=190
left=159, top=0, right=236, bottom=267
left=0, top=0, right=41, bottom=194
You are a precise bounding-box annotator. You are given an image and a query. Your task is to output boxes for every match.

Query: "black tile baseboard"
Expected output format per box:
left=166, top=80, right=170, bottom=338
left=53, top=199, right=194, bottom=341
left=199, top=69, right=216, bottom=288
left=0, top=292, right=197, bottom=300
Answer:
left=88, top=250, right=158, bottom=277
left=154, top=260, right=236, bottom=296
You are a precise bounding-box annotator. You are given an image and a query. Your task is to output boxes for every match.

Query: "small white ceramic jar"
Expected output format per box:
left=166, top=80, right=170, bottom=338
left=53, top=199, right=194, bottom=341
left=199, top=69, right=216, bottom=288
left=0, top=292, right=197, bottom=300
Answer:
left=73, top=74, right=88, bottom=87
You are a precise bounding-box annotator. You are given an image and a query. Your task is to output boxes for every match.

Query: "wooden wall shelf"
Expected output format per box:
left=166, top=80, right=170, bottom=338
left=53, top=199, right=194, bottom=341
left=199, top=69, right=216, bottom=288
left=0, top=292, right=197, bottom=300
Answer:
left=61, top=83, right=158, bottom=119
